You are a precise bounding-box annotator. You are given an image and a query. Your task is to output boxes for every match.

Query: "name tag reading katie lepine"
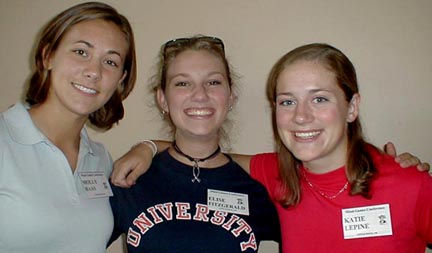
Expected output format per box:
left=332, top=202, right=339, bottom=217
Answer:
left=207, top=189, right=249, bottom=215
left=342, top=204, right=392, bottom=239
left=79, top=172, right=113, bottom=198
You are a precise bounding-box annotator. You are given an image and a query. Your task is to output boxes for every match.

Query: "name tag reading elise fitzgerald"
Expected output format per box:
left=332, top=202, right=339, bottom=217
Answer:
left=342, top=204, right=392, bottom=239
left=207, top=189, right=249, bottom=215
left=79, top=172, right=113, bottom=198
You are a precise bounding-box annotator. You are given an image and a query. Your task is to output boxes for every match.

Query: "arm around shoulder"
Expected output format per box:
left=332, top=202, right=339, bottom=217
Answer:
left=110, top=140, right=171, bottom=187
left=230, top=153, right=252, bottom=174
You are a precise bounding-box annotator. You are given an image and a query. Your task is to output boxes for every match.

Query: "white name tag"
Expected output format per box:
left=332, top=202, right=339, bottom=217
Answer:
left=207, top=189, right=249, bottom=215
left=79, top=172, right=113, bottom=198
left=342, top=204, right=392, bottom=239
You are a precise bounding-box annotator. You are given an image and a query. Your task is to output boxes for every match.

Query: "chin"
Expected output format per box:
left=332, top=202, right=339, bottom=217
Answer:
left=290, top=149, right=319, bottom=163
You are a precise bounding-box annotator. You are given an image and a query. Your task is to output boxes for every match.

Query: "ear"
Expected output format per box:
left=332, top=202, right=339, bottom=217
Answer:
left=116, top=70, right=128, bottom=93
left=228, top=90, right=238, bottom=110
left=119, top=70, right=128, bottom=86
left=42, top=45, right=52, bottom=70
left=347, top=93, right=360, bottom=123
left=156, top=88, right=169, bottom=113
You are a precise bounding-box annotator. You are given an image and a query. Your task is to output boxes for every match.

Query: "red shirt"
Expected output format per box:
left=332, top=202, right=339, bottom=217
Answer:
left=251, top=149, right=432, bottom=252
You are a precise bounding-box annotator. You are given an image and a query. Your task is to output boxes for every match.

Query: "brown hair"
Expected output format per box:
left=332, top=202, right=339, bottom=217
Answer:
left=25, top=2, right=136, bottom=130
left=266, top=43, right=378, bottom=206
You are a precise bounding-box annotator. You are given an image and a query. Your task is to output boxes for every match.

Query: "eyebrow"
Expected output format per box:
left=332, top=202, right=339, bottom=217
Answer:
left=276, top=88, right=331, bottom=97
left=74, top=40, right=123, bottom=58
left=207, top=71, right=225, bottom=77
left=169, top=71, right=225, bottom=79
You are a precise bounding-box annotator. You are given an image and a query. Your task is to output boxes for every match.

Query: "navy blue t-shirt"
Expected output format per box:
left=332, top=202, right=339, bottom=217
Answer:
left=109, top=150, right=280, bottom=252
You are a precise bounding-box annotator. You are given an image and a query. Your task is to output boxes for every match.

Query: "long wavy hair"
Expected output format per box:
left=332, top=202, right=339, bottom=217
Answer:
left=266, top=43, right=378, bottom=206
left=25, top=2, right=136, bottom=130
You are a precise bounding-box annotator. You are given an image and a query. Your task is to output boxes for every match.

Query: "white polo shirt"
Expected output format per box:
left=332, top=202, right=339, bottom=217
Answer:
left=0, top=103, right=113, bottom=253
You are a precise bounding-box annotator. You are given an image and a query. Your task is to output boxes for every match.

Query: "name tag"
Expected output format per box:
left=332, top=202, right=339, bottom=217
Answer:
left=79, top=172, right=113, bottom=198
left=342, top=204, right=392, bottom=239
left=207, top=189, right=249, bottom=215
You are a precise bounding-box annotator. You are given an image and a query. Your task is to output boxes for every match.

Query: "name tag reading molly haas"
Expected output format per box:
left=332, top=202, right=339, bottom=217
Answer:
left=79, top=172, right=113, bottom=198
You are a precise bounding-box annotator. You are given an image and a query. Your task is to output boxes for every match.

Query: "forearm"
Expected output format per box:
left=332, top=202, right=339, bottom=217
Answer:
left=147, top=140, right=171, bottom=154
left=110, top=140, right=170, bottom=187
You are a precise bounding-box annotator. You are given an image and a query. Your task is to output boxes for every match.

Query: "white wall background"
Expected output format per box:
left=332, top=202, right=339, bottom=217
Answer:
left=1, top=0, right=430, bottom=252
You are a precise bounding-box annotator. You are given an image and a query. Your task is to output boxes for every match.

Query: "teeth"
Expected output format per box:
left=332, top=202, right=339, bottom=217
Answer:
left=186, top=109, right=212, bottom=116
left=73, top=83, right=97, bottom=94
left=295, top=131, right=320, bottom=138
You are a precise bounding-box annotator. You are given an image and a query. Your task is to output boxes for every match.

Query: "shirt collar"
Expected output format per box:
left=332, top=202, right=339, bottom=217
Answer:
left=4, top=102, right=95, bottom=156
left=3, top=103, right=45, bottom=145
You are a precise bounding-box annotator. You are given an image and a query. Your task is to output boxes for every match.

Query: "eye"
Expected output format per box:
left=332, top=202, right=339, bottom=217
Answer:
left=72, top=49, right=87, bottom=57
left=105, top=59, right=119, bottom=68
left=279, top=99, right=296, bottom=106
left=208, top=80, right=222, bottom=86
left=313, top=96, right=329, bottom=103
left=174, top=81, right=188, bottom=87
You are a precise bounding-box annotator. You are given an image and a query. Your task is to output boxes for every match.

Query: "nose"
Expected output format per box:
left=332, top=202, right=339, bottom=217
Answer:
left=192, top=84, right=210, bottom=101
left=294, top=101, right=313, bottom=124
left=83, top=60, right=101, bottom=81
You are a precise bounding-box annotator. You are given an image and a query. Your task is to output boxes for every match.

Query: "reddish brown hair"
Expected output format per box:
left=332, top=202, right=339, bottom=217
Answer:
left=266, top=43, right=378, bottom=206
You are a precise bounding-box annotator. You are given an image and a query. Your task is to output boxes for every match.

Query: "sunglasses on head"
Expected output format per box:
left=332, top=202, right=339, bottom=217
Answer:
left=163, top=36, right=225, bottom=53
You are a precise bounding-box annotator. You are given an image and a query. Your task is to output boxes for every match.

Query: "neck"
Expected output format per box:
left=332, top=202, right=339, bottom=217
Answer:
left=169, top=137, right=227, bottom=169
left=173, top=140, right=221, bottom=163
left=303, top=160, right=346, bottom=174
left=173, top=135, right=221, bottom=158
left=29, top=103, right=85, bottom=147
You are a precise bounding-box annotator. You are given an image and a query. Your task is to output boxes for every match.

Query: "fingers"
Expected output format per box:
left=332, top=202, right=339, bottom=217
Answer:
left=110, top=144, right=154, bottom=188
left=111, top=159, right=135, bottom=188
left=383, top=141, right=396, bottom=157
left=125, top=169, right=142, bottom=187
left=110, top=142, right=155, bottom=187
left=384, top=142, right=429, bottom=173
left=417, top=162, right=431, bottom=172
left=395, top=152, right=420, bottom=168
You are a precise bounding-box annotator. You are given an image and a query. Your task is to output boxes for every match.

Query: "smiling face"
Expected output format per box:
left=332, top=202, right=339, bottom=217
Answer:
left=44, top=19, right=128, bottom=120
left=157, top=49, right=234, bottom=141
left=275, top=60, right=359, bottom=172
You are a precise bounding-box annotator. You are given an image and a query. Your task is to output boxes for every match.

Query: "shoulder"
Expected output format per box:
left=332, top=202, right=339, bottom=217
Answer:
left=251, top=152, right=278, bottom=165
left=0, top=103, right=31, bottom=151
left=371, top=147, right=418, bottom=177
left=0, top=103, right=26, bottom=138
left=250, top=152, right=278, bottom=174
left=0, top=109, right=8, bottom=142
left=371, top=147, right=431, bottom=189
left=249, top=152, right=279, bottom=188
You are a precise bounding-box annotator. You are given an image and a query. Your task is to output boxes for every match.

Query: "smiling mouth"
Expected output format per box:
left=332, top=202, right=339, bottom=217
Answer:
left=294, top=131, right=321, bottom=139
left=185, top=108, right=213, bottom=116
left=72, top=83, right=97, bottom=94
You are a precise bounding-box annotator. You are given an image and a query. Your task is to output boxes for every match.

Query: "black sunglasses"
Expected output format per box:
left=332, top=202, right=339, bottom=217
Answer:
left=163, top=36, right=225, bottom=53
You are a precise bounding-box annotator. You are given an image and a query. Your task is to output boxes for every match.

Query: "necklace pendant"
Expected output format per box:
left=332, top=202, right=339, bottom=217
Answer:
left=172, top=141, right=220, bottom=184
left=191, top=177, right=201, bottom=183
left=191, top=162, right=201, bottom=183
